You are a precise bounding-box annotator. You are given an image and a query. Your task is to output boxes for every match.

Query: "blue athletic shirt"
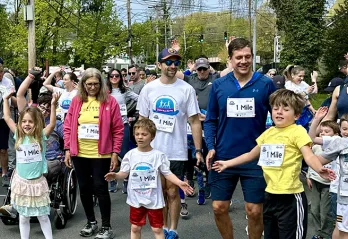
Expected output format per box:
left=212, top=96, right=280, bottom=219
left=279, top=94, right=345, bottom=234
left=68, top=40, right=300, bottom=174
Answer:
left=204, top=71, right=276, bottom=171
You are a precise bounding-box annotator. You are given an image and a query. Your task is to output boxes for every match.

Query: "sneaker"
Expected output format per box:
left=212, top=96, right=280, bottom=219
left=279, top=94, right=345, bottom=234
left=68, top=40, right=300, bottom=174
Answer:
left=167, top=230, right=179, bottom=239
left=163, top=228, right=169, bottom=238
left=186, top=180, right=195, bottom=197
left=197, top=190, right=206, bottom=205
left=80, top=221, right=98, bottom=237
left=95, top=227, right=114, bottom=239
left=122, top=180, right=128, bottom=194
left=108, top=180, right=118, bottom=193
left=180, top=203, right=189, bottom=218
left=0, top=204, right=17, bottom=218
left=204, top=185, right=211, bottom=199
left=2, top=174, right=10, bottom=187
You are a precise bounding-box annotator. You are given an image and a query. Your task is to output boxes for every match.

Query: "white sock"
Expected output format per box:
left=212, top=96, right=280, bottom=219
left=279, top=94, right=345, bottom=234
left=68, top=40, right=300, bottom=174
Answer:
left=37, top=215, right=53, bottom=239
left=19, top=215, right=30, bottom=239
left=180, top=199, right=185, bottom=204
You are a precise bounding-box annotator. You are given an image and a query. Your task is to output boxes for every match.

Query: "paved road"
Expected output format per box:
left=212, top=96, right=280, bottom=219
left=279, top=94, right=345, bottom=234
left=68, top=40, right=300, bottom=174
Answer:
left=0, top=178, right=318, bottom=239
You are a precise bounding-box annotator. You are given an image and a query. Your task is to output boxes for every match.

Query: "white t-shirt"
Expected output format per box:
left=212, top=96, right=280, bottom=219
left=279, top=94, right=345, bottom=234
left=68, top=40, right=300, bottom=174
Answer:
left=137, top=78, right=200, bottom=161
left=120, top=148, right=172, bottom=209
left=285, top=81, right=310, bottom=99
left=53, top=87, right=78, bottom=114
left=0, top=76, right=14, bottom=116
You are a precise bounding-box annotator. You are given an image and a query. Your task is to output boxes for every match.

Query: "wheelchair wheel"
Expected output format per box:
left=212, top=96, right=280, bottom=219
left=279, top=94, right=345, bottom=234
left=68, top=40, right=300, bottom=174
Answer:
left=1, top=217, right=17, bottom=225
left=63, top=168, right=78, bottom=217
left=53, top=211, right=67, bottom=229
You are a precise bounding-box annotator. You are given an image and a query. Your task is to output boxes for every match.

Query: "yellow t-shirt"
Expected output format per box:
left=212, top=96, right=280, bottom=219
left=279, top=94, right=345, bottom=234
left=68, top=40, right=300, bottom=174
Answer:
left=77, top=97, right=110, bottom=158
left=256, top=124, right=312, bottom=194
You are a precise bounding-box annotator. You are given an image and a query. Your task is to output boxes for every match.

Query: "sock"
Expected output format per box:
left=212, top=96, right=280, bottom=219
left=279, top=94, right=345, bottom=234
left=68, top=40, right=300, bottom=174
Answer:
left=19, top=215, right=30, bottom=239
left=37, top=215, right=53, bottom=239
left=169, top=229, right=178, bottom=234
left=180, top=199, right=185, bottom=204
left=163, top=227, right=168, bottom=231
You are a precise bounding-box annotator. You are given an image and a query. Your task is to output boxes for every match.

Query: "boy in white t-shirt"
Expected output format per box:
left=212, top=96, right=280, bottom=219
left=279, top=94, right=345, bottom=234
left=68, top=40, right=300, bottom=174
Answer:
left=105, top=119, right=193, bottom=239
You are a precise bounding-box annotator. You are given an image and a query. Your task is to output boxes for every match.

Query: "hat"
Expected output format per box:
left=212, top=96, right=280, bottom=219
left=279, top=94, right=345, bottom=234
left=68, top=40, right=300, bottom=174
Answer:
left=158, top=48, right=181, bottom=62
left=195, top=58, right=209, bottom=69
left=0, top=58, right=3, bottom=65
left=324, top=77, right=344, bottom=92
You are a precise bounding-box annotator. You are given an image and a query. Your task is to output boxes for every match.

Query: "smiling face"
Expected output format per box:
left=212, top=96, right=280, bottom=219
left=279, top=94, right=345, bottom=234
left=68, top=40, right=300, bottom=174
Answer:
left=341, top=121, right=348, bottom=138
left=291, top=70, right=305, bottom=85
left=21, top=113, right=35, bottom=134
left=229, top=47, right=253, bottom=77
left=158, top=56, right=180, bottom=79
left=271, top=104, right=299, bottom=128
left=109, top=70, right=121, bottom=87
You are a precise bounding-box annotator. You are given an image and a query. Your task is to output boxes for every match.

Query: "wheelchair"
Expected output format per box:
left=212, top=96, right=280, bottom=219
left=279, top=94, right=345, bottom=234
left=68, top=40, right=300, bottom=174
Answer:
left=0, top=163, right=79, bottom=229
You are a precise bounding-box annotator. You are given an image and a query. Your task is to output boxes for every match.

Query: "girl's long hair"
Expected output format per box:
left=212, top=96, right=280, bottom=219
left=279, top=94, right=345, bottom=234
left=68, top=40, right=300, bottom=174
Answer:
left=78, top=68, right=108, bottom=102
left=15, top=107, right=45, bottom=150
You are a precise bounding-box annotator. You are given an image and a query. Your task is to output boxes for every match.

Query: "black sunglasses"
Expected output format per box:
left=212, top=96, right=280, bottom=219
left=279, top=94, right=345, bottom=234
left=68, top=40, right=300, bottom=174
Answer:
left=197, top=67, right=208, bottom=72
left=163, top=60, right=181, bottom=66
left=128, top=72, right=136, bottom=75
left=110, top=74, right=120, bottom=78
left=122, top=74, right=127, bottom=77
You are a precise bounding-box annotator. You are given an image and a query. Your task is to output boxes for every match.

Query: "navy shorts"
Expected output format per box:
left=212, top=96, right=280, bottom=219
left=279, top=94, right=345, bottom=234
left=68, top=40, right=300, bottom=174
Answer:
left=209, top=167, right=266, bottom=203
left=0, top=119, right=9, bottom=150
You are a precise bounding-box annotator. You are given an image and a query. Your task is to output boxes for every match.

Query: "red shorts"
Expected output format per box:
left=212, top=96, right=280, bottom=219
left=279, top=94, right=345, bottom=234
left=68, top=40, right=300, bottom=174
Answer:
left=129, top=206, right=163, bottom=228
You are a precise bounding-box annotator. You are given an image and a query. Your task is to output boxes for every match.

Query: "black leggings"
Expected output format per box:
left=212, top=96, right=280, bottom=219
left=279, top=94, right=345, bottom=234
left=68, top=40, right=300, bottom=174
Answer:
left=72, top=156, right=111, bottom=227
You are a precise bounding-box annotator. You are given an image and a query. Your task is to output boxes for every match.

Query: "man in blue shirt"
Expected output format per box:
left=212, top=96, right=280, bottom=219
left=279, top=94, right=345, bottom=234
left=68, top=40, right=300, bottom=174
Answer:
left=204, top=38, right=276, bottom=239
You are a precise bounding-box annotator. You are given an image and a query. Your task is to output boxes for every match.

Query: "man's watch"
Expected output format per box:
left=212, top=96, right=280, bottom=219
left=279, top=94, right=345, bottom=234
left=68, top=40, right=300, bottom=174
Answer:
left=195, top=149, right=203, bottom=154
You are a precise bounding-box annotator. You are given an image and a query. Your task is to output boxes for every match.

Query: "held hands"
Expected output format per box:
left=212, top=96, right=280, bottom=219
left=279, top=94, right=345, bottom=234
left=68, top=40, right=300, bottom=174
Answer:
left=104, top=172, right=117, bottom=182
left=314, top=107, right=328, bottom=120
left=211, top=161, right=228, bottom=173
left=319, top=167, right=336, bottom=181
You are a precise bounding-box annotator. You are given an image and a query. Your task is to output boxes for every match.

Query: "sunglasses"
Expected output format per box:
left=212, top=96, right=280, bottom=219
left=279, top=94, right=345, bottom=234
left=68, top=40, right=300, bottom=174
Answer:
left=110, top=74, right=120, bottom=78
left=128, top=72, right=136, bottom=75
left=197, top=67, right=208, bottom=72
left=85, top=82, right=100, bottom=88
left=163, top=60, right=181, bottom=66
left=122, top=74, right=127, bottom=77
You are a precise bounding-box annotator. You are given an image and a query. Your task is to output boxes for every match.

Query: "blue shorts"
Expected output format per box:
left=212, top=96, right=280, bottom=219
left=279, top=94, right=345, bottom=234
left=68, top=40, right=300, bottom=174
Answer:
left=209, top=167, right=266, bottom=203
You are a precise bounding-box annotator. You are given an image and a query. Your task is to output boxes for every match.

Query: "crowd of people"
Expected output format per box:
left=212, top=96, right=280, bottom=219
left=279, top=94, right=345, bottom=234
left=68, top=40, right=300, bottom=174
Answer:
left=0, top=36, right=348, bottom=239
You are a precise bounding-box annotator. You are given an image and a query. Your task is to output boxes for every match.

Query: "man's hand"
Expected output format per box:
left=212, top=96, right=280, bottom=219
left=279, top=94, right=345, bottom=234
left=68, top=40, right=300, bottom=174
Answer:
left=196, top=152, right=204, bottom=166
left=206, top=149, right=215, bottom=170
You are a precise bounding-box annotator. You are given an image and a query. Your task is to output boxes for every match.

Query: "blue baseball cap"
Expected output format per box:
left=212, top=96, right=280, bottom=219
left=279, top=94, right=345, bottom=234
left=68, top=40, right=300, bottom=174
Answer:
left=158, top=48, right=182, bottom=62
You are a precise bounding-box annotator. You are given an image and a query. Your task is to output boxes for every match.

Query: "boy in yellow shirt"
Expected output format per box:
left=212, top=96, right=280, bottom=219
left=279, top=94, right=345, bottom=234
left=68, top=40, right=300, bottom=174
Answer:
left=212, top=89, right=335, bottom=239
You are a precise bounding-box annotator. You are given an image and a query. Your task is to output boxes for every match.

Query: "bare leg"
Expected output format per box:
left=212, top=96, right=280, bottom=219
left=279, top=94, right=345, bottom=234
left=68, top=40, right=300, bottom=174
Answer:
left=166, top=179, right=181, bottom=230
left=161, top=175, right=168, bottom=229
left=130, top=224, right=141, bottom=239
left=212, top=200, right=233, bottom=239
left=245, top=202, right=263, bottom=239
left=152, top=227, right=165, bottom=239
left=0, top=149, right=8, bottom=175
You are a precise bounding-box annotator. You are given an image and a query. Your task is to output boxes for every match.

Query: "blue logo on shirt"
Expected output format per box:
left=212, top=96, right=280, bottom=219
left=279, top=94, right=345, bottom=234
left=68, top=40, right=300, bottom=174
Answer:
left=61, top=99, right=72, bottom=110
left=152, top=96, right=179, bottom=116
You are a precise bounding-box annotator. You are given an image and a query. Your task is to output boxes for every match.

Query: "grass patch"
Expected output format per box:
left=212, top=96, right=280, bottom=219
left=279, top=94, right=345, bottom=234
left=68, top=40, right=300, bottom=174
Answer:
left=310, top=93, right=330, bottom=109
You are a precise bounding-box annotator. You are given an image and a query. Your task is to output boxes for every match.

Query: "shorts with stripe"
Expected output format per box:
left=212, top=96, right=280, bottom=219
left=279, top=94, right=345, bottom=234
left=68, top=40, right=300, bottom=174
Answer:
left=337, top=202, right=348, bottom=232
left=263, top=191, right=308, bottom=239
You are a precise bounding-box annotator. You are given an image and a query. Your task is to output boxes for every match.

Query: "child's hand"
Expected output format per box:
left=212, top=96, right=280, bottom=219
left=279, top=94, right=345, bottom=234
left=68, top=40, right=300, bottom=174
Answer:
left=3, top=88, right=15, bottom=100
left=306, top=178, right=312, bottom=190
left=178, top=181, right=194, bottom=195
left=314, top=107, right=328, bottom=120
left=51, top=92, right=61, bottom=105
left=319, top=167, right=336, bottom=181
left=104, top=172, right=117, bottom=182
left=212, top=160, right=228, bottom=173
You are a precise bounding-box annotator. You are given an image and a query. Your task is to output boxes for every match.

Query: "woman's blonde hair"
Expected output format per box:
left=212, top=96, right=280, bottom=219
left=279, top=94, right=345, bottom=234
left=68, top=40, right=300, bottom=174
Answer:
left=78, top=68, right=108, bottom=102
left=15, top=107, right=45, bottom=150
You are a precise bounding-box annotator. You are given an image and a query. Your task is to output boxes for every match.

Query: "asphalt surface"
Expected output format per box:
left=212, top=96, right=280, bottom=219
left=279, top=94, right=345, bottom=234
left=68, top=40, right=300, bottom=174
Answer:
left=0, top=177, right=318, bottom=239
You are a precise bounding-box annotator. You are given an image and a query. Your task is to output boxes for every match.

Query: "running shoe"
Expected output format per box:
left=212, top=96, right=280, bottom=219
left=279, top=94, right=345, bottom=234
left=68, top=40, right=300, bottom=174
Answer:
left=167, top=230, right=179, bottom=239
left=180, top=203, right=189, bottom=218
left=122, top=180, right=128, bottom=194
left=163, top=228, right=169, bottom=238
left=186, top=180, right=195, bottom=197
left=80, top=221, right=98, bottom=237
left=0, top=204, right=17, bottom=218
left=95, top=227, right=114, bottom=239
left=2, top=174, right=9, bottom=187
left=108, top=180, right=118, bottom=193
left=197, top=190, right=206, bottom=205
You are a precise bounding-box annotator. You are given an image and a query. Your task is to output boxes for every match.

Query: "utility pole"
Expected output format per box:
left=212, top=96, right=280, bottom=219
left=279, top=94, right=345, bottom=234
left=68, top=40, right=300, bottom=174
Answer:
left=127, top=0, right=133, bottom=63
left=27, top=0, right=36, bottom=69
left=252, top=0, right=257, bottom=71
left=248, top=0, right=252, bottom=41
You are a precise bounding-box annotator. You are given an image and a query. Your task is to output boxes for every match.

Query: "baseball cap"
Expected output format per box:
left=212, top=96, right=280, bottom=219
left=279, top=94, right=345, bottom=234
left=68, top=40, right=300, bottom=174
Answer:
left=195, top=58, right=209, bottom=69
left=158, top=48, right=181, bottom=62
left=324, top=77, right=344, bottom=92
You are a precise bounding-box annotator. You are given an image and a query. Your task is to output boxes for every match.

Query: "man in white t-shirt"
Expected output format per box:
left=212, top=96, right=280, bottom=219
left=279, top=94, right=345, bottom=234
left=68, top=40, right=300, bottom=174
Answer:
left=137, top=48, right=203, bottom=239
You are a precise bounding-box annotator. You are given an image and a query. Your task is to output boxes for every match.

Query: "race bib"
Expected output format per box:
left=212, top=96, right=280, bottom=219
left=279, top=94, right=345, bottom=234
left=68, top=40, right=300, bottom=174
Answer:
left=79, top=124, right=99, bottom=140
left=130, top=169, right=158, bottom=190
left=151, top=113, right=176, bottom=133
left=227, top=98, right=255, bottom=118
left=16, top=143, right=42, bottom=164
left=258, top=144, right=285, bottom=167
left=120, top=104, right=127, bottom=116
left=340, top=176, right=348, bottom=196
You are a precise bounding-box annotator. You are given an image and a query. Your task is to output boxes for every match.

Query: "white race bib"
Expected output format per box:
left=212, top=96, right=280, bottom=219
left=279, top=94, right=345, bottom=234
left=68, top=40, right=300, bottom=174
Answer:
left=120, top=104, right=127, bottom=116
left=79, top=124, right=99, bottom=140
left=258, top=144, right=285, bottom=167
left=151, top=113, right=176, bottom=133
left=130, top=169, right=158, bottom=189
left=227, top=98, right=255, bottom=118
left=16, top=143, right=42, bottom=164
